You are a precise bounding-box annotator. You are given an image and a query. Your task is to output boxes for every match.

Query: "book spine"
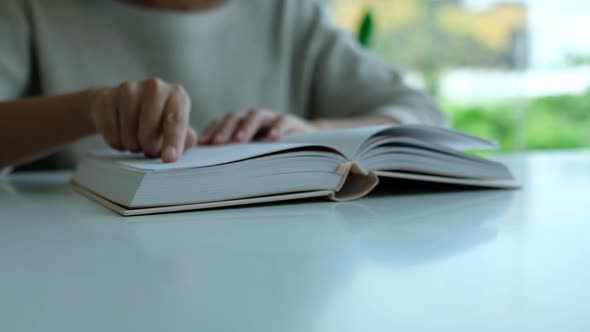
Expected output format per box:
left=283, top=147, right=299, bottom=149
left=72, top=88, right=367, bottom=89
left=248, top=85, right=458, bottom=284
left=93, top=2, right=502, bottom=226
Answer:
left=328, top=161, right=380, bottom=202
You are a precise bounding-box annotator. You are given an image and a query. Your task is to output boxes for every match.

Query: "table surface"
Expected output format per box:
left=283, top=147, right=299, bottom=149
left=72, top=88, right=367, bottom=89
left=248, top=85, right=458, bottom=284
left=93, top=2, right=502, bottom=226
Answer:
left=1, top=150, right=589, bottom=332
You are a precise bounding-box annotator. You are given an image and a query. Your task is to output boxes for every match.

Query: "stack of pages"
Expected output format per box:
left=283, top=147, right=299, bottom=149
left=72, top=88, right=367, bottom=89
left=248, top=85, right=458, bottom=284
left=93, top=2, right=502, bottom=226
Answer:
left=71, top=125, right=518, bottom=216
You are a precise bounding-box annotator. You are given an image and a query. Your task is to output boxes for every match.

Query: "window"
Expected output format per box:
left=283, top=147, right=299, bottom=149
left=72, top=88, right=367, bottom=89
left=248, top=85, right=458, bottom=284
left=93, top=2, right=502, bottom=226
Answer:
left=330, top=0, right=590, bottom=151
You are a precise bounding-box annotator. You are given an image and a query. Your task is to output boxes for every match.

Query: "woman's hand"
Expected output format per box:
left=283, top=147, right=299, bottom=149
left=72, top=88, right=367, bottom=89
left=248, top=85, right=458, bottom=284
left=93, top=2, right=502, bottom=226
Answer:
left=88, top=78, right=197, bottom=163
left=198, top=109, right=316, bottom=145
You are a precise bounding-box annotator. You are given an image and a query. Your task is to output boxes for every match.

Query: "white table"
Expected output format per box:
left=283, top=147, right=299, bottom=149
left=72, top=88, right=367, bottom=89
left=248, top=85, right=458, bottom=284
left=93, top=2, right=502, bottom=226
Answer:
left=1, top=150, right=589, bottom=332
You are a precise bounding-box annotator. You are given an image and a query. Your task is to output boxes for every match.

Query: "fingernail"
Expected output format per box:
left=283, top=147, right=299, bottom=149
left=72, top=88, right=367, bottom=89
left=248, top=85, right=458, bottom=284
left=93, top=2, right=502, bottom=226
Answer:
left=163, top=146, right=177, bottom=162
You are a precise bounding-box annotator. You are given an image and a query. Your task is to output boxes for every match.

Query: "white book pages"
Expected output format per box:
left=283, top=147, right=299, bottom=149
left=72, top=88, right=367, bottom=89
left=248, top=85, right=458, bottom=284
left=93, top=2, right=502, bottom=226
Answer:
left=281, top=125, right=498, bottom=160
left=281, top=125, right=391, bottom=158
left=91, top=143, right=318, bottom=171
left=131, top=154, right=345, bottom=207
left=375, top=125, right=498, bottom=150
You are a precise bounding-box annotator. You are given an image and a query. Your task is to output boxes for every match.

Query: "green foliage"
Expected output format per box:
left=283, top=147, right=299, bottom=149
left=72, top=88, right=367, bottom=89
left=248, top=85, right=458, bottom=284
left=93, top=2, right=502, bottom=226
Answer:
left=446, top=103, right=519, bottom=151
left=348, top=4, right=588, bottom=152
left=525, top=92, right=590, bottom=149
left=565, top=54, right=590, bottom=66
left=445, top=89, right=590, bottom=151
left=357, top=10, right=374, bottom=48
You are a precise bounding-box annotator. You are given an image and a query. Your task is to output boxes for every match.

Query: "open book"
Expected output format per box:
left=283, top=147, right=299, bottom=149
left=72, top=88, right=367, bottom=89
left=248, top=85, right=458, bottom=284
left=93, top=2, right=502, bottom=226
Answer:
left=71, top=125, right=518, bottom=216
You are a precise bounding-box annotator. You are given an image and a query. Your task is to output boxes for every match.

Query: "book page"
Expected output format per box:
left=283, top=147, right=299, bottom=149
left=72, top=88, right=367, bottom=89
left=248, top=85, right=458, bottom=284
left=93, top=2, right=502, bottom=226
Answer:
left=89, top=125, right=498, bottom=172
left=281, top=125, right=497, bottom=159
left=281, top=125, right=392, bottom=158
left=91, top=143, right=316, bottom=171
left=376, top=125, right=498, bottom=150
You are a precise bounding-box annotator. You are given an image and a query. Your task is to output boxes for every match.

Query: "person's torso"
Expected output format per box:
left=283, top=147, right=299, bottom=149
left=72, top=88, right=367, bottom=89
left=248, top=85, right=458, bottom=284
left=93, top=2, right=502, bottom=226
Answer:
left=26, top=0, right=315, bottom=167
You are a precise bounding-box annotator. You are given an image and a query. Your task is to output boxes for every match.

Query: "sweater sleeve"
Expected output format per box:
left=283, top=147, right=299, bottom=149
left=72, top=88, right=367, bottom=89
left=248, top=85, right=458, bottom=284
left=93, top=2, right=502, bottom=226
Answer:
left=300, top=0, right=447, bottom=126
left=0, top=0, right=32, bottom=101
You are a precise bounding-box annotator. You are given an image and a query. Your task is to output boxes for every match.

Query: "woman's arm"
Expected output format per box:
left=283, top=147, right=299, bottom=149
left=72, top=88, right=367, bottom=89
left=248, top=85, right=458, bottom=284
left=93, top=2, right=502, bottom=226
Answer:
left=0, top=91, right=96, bottom=169
left=302, top=1, right=448, bottom=126
left=0, top=78, right=198, bottom=169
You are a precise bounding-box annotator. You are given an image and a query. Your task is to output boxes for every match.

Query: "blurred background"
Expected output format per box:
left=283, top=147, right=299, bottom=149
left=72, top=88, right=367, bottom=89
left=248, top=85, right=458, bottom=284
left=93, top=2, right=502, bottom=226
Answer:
left=329, top=0, right=590, bottom=152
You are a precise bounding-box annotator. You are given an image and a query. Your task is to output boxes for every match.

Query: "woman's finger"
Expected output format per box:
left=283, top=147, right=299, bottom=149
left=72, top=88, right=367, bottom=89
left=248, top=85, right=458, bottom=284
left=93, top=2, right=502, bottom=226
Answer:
left=233, top=109, right=273, bottom=142
left=161, top=85, right=190, bottom=163
left=266, top=114, right=289, bottom=141
left=92, top=89, right=123, bottom=150
left=138, top=78, right=168, bottom=157
left=198, top=120, right=222, bottom=145
left=212, top=112, right=242, bottom=145
left=184, top=127, right=198, bottom=151
left=116, top=81, right=141, bottom=152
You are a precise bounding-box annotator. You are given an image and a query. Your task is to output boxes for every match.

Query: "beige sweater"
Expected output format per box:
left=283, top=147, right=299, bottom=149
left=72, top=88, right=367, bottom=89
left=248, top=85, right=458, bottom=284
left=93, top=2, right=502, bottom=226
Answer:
left=0, top=0, right=446, bottom=168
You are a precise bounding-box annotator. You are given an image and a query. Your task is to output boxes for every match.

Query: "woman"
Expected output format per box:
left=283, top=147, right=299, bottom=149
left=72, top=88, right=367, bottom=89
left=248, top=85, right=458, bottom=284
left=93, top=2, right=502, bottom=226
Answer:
left=0, top=0, right=446, bottom=169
